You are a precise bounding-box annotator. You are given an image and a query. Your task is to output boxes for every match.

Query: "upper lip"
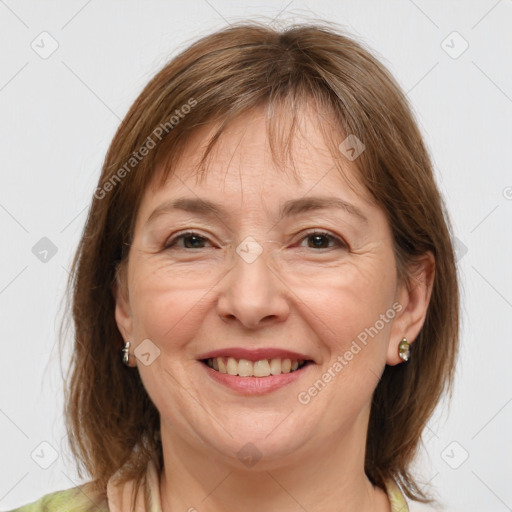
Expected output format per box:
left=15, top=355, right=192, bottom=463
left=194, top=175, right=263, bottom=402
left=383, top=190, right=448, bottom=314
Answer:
left=197, top=347, right=316, bottom=363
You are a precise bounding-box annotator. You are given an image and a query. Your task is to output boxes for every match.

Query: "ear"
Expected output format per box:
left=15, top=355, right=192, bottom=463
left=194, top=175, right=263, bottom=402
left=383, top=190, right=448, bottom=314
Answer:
left=386, top=251, right=435, bottom=365
left=112, top=262, right=134, bottom=345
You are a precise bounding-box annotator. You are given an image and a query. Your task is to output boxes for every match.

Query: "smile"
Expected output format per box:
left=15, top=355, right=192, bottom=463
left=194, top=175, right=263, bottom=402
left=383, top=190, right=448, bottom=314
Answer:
left=202, top=357, right=310, bottom=377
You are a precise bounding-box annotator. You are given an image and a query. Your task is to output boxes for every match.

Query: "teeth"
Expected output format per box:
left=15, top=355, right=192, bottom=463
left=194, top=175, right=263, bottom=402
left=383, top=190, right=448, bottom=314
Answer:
left=238, top=359, right=253, bottom=377
left=205, top=357, right=307, bottom=377
left=218, top=358, right=227, bottom=373
left=226, top=357, right=238, bottom=376
left=253, top=359, right=270, bottom=377
left=270, top=358, right=281, bottom=375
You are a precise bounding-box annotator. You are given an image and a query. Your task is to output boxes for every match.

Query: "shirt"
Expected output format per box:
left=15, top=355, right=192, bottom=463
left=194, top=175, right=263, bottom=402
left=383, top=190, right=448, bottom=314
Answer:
left=5, top=455, right=409, bottom=512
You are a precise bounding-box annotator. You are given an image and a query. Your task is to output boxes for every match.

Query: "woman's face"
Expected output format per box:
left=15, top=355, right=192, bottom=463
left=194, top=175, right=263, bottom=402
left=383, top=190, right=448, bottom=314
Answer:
left=115, top=105, right=413, bottom=467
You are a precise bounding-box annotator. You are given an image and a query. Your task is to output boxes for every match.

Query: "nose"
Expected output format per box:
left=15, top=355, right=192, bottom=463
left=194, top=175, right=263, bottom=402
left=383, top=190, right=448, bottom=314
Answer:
left=216, top=245, right=290, bottom=330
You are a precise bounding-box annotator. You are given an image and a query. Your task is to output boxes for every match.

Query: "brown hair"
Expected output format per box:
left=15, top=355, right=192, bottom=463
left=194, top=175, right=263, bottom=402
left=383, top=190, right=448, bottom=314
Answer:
left=60, top=20, right=459, bottom=508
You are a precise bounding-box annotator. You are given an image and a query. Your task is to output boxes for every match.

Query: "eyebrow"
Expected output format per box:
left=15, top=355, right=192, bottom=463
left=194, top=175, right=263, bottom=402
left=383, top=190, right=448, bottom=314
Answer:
left=145, top=195, right=369, bottom=226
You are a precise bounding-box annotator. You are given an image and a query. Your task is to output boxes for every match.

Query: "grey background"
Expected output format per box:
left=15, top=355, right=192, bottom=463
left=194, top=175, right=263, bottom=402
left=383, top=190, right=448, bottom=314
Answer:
left=1, top=1, right=511, bottom=511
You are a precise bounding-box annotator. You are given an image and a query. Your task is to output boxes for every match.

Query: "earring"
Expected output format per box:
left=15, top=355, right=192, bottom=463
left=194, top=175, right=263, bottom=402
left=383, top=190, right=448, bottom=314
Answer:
left=398, top=337, right=410, bottom=362
left=122, top=341, right=132, bottom=366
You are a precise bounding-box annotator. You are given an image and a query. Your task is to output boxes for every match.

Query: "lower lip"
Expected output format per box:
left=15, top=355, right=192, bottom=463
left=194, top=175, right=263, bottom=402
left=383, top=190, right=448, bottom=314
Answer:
left=200, top=362, right=313, bottom=395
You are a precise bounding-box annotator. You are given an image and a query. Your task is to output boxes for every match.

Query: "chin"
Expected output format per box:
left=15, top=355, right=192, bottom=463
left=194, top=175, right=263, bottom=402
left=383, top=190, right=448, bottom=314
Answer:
left=200, top=420, right=311, bottom=468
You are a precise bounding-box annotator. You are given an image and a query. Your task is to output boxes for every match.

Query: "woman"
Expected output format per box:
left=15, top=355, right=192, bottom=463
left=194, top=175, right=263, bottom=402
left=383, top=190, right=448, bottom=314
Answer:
left=7, top=21, right=459, bottom=512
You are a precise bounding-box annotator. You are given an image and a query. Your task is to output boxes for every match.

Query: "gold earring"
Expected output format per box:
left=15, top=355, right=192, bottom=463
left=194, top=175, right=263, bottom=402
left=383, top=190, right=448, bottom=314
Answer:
left=122, top=341, right=132, bottom=366
left=398, top=337, right=410, bottom=362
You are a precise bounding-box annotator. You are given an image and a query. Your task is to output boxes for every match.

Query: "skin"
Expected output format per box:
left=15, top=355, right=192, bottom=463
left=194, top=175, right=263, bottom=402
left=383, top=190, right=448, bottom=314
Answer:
left=114, top=104, right=434, bottom=511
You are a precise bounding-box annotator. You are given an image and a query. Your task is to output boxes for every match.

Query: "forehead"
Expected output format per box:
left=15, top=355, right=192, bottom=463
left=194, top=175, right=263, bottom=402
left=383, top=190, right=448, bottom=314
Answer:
left=142, top=103, right=372, bottom=211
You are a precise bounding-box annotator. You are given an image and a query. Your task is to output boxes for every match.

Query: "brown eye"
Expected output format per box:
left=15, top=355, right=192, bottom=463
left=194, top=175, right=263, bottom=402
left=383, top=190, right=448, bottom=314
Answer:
left=164, top=232, right=211, bottom=249
left=299, top=231, right=347, bottom=250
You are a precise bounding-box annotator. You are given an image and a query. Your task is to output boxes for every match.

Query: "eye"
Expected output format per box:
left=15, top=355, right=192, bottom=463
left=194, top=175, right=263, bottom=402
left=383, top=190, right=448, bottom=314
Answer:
left=164, top=231, right=213, bottom=250
left=163, top=230, right=347, bottom=251
left=298, top=231, right=348, bottom=250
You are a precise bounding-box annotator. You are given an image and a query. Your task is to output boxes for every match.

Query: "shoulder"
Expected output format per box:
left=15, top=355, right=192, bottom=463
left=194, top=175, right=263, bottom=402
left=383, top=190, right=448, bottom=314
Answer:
left=384, top=480, right=456, bottom=512
left=3, top=482, right=109, bottom=512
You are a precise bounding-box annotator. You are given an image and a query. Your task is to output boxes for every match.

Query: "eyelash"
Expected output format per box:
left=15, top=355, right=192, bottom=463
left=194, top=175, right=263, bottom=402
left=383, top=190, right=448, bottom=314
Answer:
left=163, top=230, right=348, bottom=251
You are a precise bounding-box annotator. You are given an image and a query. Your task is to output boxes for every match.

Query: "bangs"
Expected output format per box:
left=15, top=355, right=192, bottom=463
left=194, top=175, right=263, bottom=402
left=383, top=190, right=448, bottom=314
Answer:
left=150, top=90, right=371, bottom=208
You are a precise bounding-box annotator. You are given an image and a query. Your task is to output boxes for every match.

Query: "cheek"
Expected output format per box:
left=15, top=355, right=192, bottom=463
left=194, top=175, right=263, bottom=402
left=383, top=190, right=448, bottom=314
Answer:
left=292, top=256, right=396, bottom=348
left=128, top=263, right=213, bottom=347
left=294, top=265, right=397, bottom=428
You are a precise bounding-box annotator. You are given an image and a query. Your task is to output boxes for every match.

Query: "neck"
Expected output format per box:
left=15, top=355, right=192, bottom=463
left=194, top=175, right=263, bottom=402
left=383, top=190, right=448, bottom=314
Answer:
left=158, top=416, right=390, bottom=512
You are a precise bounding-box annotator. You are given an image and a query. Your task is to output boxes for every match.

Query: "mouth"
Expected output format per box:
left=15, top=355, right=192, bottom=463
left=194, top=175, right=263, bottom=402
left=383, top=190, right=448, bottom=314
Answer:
left=200, top=357, right=314, bottom=377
